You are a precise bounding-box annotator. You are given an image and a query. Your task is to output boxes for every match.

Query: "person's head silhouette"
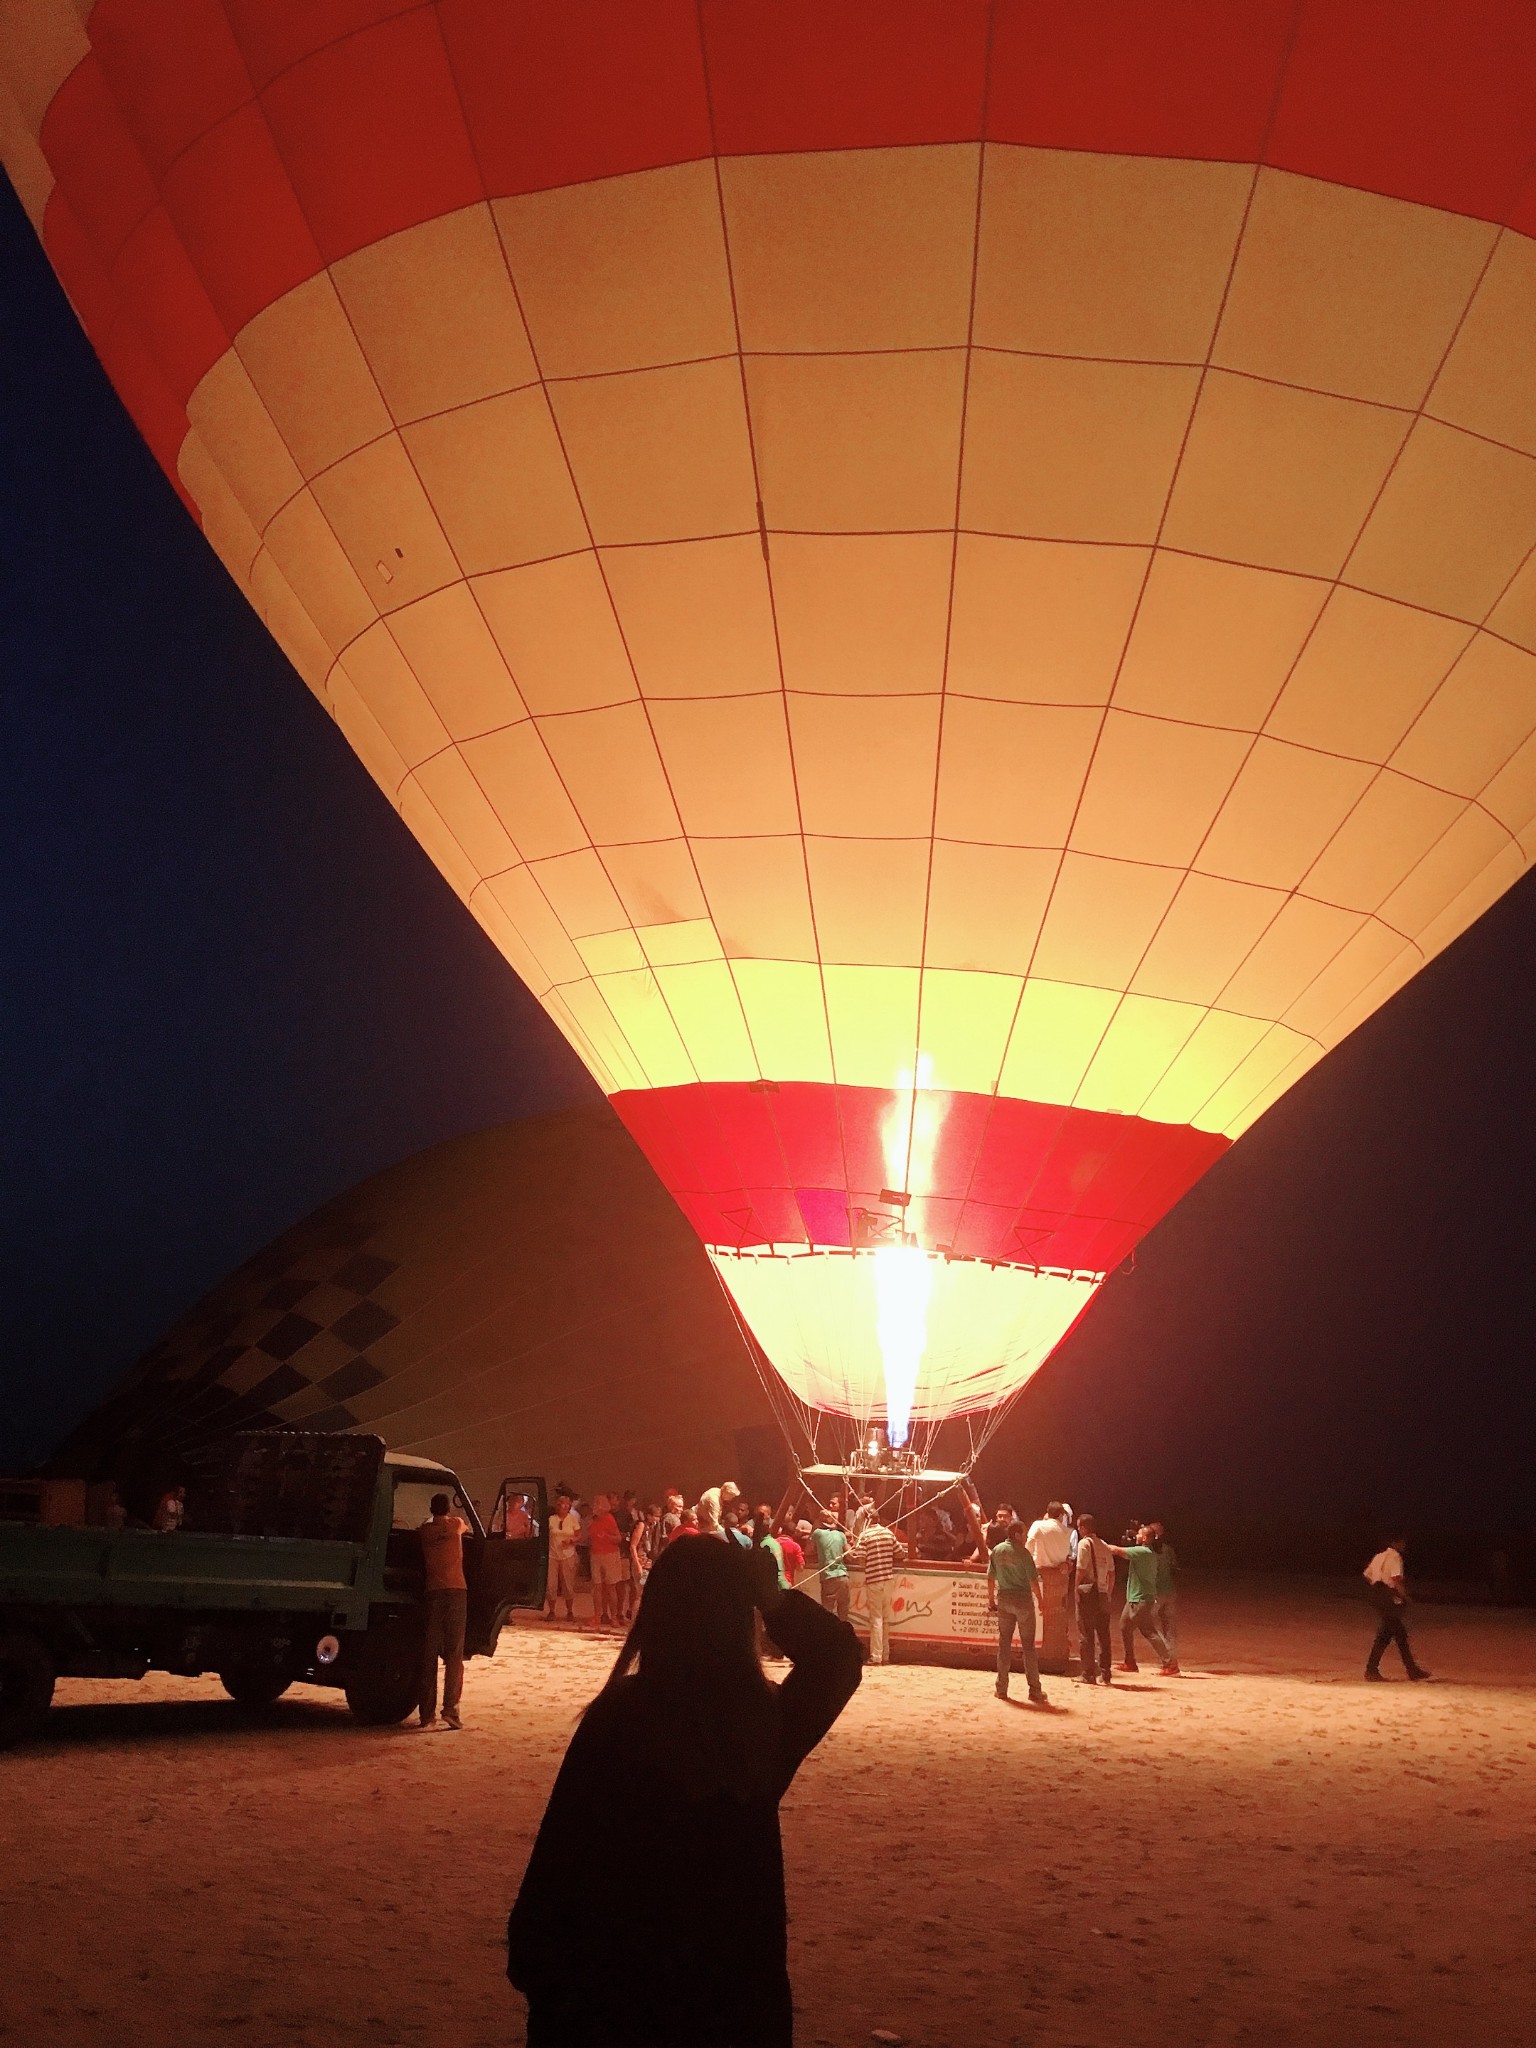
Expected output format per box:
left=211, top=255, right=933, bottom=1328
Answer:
left=597, top=1533, right=780, bottom=1800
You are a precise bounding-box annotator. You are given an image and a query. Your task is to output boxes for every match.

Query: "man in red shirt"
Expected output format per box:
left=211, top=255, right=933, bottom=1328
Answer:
left=419, top=1492, right=470, bottom=1730
left=586, top=1492, right=623, bottom=1630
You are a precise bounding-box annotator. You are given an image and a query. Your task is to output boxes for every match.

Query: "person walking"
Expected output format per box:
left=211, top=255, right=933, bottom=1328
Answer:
left=1116, top=1519, right=1142, bottom=1667
left=418, top=1491, right=469, bottom=1730
left=1364, top=1537, right=1431, bottom=1681
left=506, top=1534, right=862, bottom=2047
left=811, top=1508, right=850, bottom=1622
left=1073, top=1513, right=1115, bottom=1685
left=987, top=1518, right=1047, bottom=1705
left=848, top=1507, right=907, bottom=1665
left=1150, top=1521, right=1179, bottom=1664
left=1109, top=1526, right=1178, bottom=1675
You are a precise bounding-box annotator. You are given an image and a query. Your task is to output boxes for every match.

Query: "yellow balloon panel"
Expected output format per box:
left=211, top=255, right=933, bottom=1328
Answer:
left=150, top=147, right=1536, bottom=1144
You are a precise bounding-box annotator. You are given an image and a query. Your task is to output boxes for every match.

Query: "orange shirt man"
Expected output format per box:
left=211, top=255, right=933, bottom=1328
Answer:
left=418, top=1494, right=470, bottom=1728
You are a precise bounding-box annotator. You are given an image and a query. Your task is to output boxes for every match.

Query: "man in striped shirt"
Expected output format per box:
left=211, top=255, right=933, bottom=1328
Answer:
left=849, top=1510, right=908, bottom=1665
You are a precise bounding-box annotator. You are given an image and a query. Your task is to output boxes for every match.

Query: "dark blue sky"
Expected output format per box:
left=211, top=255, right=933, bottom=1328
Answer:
left=3, top=172, right=1533, bottom=1527
left=0, top=181, right=593, bottom=1469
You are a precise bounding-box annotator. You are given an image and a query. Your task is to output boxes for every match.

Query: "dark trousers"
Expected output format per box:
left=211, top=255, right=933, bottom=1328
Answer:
left=1366, top=1583, right=1420, bottom=1675
left=1121, top=1598, right=1173, bottom=1667
left=1077, top=1586, right=1112, bottom=1680
left=420, top=1587, right=466, bottom=1720
left=819, top=1577, right=850, bottom=1623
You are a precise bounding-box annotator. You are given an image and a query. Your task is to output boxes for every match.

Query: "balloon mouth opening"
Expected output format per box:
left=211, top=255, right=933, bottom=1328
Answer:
left=709, top=1242, right=1102, bottom=1436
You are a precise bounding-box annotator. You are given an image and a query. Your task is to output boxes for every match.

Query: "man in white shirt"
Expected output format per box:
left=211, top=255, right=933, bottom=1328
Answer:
left=1073, top=1513, right=1116, bottom=1685
left=1364, top=1537, right=1430, bottom=1681
left=544, top=1490, right=582, bottom=1623
left=1026, top=1502, right=1073, bottom=1671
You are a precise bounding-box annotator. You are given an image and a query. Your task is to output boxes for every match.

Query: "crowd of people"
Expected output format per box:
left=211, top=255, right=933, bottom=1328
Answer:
left=533, top=1479, right=1185, bottom=1703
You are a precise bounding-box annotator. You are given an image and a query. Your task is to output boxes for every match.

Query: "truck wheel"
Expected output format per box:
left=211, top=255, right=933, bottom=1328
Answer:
left=218, top=1659, right=293, bottom=1707
left=0, top=1632, right=56, bottom=1749
left=343, top=1641, right=419, bottom=1727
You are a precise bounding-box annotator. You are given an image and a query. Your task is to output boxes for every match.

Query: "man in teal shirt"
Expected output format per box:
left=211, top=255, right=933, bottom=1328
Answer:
left=1150, top=1522, right=1179, bottom=1664
left=987, top=1519, right=1047, bottom=1704
left=1110, top=1526, right=1178, bottom=1674
left=812, top=1508, right=850, bottom=1622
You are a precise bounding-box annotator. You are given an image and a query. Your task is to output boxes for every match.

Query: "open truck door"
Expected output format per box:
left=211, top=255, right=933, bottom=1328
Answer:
left=467, top=1477, right=549, bottom=1655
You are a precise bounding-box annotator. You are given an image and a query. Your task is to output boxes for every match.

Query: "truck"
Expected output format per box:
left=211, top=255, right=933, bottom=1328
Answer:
left=0, top=1432, right=548, bottom=1747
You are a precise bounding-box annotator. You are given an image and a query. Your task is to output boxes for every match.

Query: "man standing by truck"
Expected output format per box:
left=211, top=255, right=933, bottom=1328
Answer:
left=419, top=1492, right=469, bottom=1731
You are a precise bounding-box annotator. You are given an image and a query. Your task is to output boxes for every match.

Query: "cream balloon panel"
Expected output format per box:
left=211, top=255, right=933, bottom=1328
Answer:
left=170, top=149, right=1536, bottom=1140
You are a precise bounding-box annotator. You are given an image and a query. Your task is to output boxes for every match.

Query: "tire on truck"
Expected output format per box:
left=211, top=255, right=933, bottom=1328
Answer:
left=0, top=1630, right=57, bottom=1749
left=343, top=1622, right=420, bottom=1726
left=218, top=1649, right=294, bottom=1707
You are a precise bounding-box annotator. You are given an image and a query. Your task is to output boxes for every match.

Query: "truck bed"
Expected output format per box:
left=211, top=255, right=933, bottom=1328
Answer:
left=0, top=1524, right=371, bottom=1627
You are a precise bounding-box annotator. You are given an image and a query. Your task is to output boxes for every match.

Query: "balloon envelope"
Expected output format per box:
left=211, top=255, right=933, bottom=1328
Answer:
left=7, top=0, right=1536, bottom=1443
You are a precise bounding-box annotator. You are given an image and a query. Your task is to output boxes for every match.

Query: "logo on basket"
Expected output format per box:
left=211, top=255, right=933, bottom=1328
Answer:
left=892, top=1590, right=935, bottom=1627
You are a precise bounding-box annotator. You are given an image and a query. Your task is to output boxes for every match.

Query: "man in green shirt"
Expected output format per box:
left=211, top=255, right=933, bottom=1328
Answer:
left=987, top=1519, right=1047, bottom=1705
left=1150, top=1522, right=1179, bottom=1663
left=1110, top=1526, right=1177, bottom=1674
left=751, top=1503, right=788, bottom=1589
left=811, top=1508, right=850, bottom=1622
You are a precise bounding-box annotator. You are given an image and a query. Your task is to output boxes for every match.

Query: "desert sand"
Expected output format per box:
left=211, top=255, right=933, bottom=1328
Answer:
left=2, top=1575, right=1532, bottom=2048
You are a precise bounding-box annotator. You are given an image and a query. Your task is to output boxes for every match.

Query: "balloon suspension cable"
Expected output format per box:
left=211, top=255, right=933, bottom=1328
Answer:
left=705, top=1247, right=1045, bottom=1587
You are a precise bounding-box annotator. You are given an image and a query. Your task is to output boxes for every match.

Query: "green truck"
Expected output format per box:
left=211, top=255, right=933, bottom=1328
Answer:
left=0, top=1432, right=547, bottom=1747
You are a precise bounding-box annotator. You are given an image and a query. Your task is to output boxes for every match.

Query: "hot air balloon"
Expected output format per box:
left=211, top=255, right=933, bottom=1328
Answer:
left=6, top=1, right=1536, bottom=1487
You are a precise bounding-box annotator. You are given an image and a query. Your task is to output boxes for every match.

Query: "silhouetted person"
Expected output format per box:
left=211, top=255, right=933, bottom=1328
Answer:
left=1364, top=1536, right=1430, bottom=1682
left=507, top=1533, right=861, bottom=2046
left=419, top=1491, right=469, bottom=1730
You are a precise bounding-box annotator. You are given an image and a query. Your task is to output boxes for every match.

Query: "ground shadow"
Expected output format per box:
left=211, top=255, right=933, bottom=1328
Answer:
left=25, top=1690, right=403, bottom=1754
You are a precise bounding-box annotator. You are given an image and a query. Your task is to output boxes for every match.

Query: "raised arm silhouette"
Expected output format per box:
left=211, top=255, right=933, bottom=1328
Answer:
left=507, top=1529, right=862, bottom=2046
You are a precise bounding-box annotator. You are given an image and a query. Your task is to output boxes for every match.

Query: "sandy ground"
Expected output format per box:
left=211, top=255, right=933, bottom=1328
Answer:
left=3, top=1575, right=1533, bottom=2048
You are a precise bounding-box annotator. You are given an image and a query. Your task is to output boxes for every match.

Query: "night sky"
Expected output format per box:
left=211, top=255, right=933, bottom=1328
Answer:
left=3, top=172, right=1532, bottom=1537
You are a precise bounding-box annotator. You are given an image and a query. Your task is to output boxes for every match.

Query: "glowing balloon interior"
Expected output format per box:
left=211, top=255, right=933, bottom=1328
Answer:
left=7, top=1, right=1536, bottom=1455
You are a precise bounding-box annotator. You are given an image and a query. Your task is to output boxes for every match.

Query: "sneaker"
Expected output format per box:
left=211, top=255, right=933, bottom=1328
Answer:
left=1079, top=1673, right=1097, bottom=1686
left=1117, top=1662, right=1138, bottom=1673
left=1029, top=1690, right=1048, bottom=1706
left=417, top=1715, right=438, bottom=1729
left=994, top=1681, right=1009, bottom=1699
left=1100, top=1674, right=1114, bottom=1685
left=1364, top=1669, right=1385, bottom=1681
left=1408, top=1668, right=1432, bottom=1682
left=1160, top=1662, right=1181, bottom=1677
left=443, top=1710, right=463, bottom=1730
